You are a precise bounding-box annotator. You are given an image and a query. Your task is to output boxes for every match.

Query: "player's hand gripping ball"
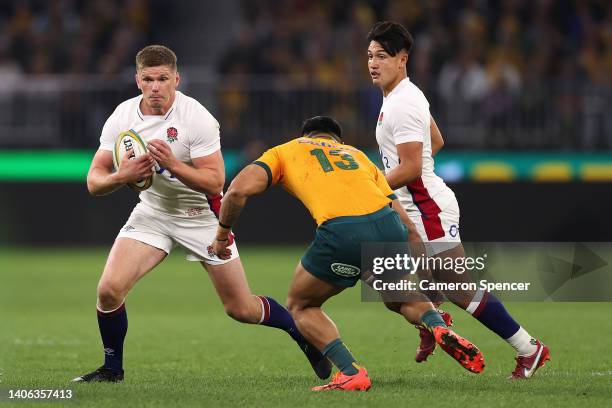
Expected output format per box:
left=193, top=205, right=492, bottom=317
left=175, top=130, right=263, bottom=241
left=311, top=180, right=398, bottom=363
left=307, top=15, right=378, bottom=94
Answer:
left=113, top=130, right=154, bottom=191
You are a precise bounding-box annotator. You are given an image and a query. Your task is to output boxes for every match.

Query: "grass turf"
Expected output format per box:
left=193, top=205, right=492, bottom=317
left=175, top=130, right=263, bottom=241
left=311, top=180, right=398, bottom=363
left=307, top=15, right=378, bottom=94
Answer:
left=1, top=246, right=611, bottom=407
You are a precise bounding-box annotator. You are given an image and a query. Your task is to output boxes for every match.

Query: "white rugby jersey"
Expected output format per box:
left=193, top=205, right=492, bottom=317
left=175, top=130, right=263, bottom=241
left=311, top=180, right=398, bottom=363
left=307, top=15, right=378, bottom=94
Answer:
left=375, top=77, right=451, bottom=216
left=99, top=91, right=222, bottom=219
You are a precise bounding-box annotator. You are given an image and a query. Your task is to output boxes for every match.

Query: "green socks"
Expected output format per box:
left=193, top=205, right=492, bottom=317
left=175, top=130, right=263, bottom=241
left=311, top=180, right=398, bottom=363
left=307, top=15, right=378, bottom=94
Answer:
left=420, top=309, right=448, bottom=330
left=322, top=338, right=359, bottom=375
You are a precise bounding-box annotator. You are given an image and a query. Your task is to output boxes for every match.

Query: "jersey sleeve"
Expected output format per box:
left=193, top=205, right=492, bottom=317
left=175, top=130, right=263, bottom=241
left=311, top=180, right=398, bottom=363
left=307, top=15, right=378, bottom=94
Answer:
left=388, top=99, right=429, bottom=145
left=189, top=109, right=221, bottom=159
left=253, top=146, right=283, bottom=189
left=99, top=110, right=121, bottom=151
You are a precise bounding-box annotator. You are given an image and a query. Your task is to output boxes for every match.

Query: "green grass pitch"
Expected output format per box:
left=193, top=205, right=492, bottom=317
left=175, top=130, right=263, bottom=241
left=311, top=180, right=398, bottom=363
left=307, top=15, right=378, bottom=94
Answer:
left=1, top=246, right=611, bottom=407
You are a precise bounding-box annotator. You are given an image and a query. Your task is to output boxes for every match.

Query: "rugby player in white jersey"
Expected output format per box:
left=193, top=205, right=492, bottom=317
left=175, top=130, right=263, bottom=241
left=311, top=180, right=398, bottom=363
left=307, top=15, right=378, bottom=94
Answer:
left=72, top=45, right=330, bottom=382
left=367, top=22, right=550, bottom=379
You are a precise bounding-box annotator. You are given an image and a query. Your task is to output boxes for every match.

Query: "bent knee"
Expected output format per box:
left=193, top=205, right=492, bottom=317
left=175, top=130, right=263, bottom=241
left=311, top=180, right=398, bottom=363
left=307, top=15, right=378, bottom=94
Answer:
left=286, top=296, right=311, bottom=318
left=97, top=280, right=127, bottom=310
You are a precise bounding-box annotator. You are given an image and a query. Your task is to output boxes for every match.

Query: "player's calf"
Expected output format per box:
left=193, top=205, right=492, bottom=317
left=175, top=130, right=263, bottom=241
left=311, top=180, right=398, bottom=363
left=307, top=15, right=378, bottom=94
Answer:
left=465, top=290, right=547, bottom=367
left=256, top=296, right=332, bottom=380
left=73, top=303, right=128, bottom=383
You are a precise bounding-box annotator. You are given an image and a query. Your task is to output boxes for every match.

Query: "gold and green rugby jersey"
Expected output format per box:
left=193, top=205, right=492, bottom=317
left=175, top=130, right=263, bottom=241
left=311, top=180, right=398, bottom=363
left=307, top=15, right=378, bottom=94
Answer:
left=254, top=136, right=396, bottom=226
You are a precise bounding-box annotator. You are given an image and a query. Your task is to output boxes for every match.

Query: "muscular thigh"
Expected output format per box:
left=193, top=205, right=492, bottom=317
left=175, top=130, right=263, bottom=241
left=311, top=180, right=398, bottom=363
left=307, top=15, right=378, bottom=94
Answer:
left=288, top=262, right=345, bottom=309
left=202, top=258, right=253, bottom=307
left=99, top=237, right=167, bottom=293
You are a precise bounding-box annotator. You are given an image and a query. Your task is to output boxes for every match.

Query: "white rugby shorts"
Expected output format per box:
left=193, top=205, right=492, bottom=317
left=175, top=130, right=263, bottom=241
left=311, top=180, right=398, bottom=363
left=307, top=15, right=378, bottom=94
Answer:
left=116, top=203, right=239, bottom=265
left=407, top=189, right=461, bottom=256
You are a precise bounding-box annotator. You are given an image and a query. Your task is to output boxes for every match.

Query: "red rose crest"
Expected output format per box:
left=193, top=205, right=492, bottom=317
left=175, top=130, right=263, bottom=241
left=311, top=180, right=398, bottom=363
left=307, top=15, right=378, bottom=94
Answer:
left=166, top=127, right=178, bottom=143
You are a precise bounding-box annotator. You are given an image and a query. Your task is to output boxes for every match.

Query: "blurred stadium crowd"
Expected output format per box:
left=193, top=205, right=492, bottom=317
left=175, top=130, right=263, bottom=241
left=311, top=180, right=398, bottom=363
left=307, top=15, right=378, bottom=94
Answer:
left=0, top=0, right=151, bottom=75
left=0, top=0, right=610, bottom=151
left=220, top=0, right=612, bottom=150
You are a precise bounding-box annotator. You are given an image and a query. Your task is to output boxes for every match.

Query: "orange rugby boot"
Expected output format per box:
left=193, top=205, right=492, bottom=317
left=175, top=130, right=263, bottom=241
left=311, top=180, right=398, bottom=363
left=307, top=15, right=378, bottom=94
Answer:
left=311, top=366, right=371, bottom=391
left=415, top=309, right=454, bottom=362
left=433, top=326, right=485, bottom=374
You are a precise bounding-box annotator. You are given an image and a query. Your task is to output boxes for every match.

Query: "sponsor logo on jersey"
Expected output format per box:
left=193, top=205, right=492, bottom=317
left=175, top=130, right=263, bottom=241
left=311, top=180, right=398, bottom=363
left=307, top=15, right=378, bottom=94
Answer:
left=166, top=127, right=178, bottom=143
left=185, top=207, right=204, bottom=217
left=377, top=112, right=384, bottom=126
left=331, top=263, right=361, bottom=277
left=449, top=224, right=458, bottom=237
left=297, top=138, right=359, bottom=152
left=121, top=225, right=135, bottom=232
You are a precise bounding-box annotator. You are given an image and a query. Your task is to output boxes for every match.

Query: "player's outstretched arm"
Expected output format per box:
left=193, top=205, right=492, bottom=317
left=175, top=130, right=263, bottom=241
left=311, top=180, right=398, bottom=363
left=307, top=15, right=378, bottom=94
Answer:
left=148, top=139, right=225, bottom=195
left=217, top=164, right=269, bottom=230
left=430, top=115, right=444, bottom=157
left=385, top=141, right=423, bottom=189
left=211, top=164, right=269, bottom=257
left=87, top=149, right=154, bottom=196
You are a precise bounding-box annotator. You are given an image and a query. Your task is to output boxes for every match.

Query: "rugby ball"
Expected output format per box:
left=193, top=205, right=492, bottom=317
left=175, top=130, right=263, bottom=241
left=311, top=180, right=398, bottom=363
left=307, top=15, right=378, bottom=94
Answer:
left=113, top=129, right=153, bottom=191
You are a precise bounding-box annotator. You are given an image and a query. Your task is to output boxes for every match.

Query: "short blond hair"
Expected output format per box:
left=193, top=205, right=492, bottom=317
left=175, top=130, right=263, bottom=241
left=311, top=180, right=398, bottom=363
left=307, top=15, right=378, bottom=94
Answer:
left=135, top=45, right=177, bottom=71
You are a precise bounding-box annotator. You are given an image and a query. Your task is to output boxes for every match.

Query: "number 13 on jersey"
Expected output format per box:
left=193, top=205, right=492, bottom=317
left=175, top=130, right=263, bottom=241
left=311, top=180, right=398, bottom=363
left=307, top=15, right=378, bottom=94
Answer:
left=310, top=149, right=359, bottom=172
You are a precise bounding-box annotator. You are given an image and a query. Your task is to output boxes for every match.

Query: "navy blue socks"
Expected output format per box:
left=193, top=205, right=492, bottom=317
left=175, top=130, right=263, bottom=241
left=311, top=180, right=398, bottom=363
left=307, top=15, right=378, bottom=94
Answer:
left=469, top=292, right=520, bottom=339
left=97, top=303, right=127, bottom=373
left=257, top=296, right=307, bottom=344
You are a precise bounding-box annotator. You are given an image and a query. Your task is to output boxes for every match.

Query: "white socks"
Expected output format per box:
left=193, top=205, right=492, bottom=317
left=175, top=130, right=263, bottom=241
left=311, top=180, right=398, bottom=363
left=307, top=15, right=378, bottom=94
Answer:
left=506, top=327, right=538, bottom=356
